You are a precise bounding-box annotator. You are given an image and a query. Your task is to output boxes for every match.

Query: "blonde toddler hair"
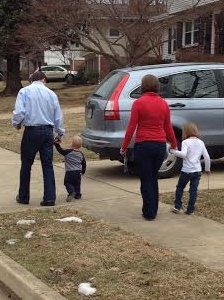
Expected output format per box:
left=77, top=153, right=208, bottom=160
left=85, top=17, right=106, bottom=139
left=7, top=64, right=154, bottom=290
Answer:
left=72, top=135, right=83, bottom=149
left=182, top=122, right=200, bottom=140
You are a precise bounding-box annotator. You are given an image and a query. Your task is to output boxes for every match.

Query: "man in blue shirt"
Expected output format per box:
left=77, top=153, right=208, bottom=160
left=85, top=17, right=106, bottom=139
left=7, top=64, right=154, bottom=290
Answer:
left=12, top=71, right=65, bottom=206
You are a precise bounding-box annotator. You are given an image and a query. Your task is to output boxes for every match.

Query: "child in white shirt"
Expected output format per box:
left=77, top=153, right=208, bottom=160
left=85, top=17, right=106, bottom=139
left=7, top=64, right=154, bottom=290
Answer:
left=170, top=122, right=210, bottom=215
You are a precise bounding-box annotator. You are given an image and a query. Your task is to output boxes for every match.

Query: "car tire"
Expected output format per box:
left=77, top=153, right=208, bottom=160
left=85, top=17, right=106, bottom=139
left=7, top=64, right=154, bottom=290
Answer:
left=158, top=142, right=182, bottom=179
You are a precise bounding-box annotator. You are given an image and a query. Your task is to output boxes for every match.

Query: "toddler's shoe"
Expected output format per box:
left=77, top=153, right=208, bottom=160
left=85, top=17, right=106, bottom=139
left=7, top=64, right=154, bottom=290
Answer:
left=66, top=193, right=74, bottom=202
left=185, top=211, right=194, bottom=216
left=74, top=194, right=82, bottom=199
left=172, top=207, right=180, bottom=213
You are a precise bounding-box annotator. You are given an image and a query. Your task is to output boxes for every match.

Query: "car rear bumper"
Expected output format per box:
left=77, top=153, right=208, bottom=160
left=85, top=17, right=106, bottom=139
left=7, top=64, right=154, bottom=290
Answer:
left=81, top=134, right=127, bottom=160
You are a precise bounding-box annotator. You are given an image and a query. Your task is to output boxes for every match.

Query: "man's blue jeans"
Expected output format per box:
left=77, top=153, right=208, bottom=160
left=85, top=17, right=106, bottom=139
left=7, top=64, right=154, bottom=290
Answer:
left=19, top=126, right=56, bottom=203
left=134, top=141, right=166, bottom=219
left=174, top=171, right=201, bottom=213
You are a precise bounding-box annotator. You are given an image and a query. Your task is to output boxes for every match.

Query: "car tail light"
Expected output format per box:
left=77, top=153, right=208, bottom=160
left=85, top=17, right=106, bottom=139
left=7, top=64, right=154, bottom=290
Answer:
left=104, top=74, right=130, bottom=120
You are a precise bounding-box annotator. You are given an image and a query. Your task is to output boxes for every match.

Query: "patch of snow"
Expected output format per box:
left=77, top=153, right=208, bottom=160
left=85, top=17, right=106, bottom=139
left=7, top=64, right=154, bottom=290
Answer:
left=56, top=216, right=82, bottom=223
left=6, top=239, right=19, bottom=245
left=78, top=282, right=96, bottom=296
left=24, top=231, right=34, bottom=239
left=16, top=219, right=36, bottom=225
left=41, top=233, right=50, bottom=238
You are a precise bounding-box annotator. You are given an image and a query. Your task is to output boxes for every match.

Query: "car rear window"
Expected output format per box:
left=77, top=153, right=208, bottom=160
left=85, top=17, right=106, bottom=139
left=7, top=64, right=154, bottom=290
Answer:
left=130, top=76, right=169, bottom=99
left=92, top=71, right=127, bottom=99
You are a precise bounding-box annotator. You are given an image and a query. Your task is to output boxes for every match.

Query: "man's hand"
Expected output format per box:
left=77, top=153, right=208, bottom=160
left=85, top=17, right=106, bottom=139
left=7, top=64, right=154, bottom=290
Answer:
left=16, top=124, right=22, bottom=130
left=54, top=136, right=62, bottom=144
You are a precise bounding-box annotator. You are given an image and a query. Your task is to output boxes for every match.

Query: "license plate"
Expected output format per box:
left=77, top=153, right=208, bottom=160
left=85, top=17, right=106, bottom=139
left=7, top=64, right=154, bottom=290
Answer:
left=87, top=108, right=93, bottom=119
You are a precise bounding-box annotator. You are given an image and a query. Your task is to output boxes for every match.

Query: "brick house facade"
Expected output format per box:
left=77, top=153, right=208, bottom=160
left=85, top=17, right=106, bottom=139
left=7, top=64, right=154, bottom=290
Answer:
left=163, top=0, right=224, bottom=62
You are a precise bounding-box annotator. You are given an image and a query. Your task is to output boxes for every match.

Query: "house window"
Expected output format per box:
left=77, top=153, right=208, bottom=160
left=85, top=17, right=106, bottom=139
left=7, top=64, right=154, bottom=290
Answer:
left=183, top=19, right=199, bottom=46
left=109, top=28, right=120, bottom=38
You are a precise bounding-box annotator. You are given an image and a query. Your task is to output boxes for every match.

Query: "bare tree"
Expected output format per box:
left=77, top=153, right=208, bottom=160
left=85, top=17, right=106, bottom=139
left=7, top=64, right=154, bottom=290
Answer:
left=20, top=0, right=172, bottom=68
left=19, top=0, right=217, bottom=70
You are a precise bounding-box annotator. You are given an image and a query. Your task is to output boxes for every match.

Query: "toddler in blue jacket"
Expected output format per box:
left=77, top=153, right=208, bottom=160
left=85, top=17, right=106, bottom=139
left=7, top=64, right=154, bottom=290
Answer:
left=54, top=135, right=86, bottom=202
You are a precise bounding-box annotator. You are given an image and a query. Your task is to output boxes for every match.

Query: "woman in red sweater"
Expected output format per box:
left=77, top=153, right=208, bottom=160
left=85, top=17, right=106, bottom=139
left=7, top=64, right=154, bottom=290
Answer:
left=120, top=75, right=177, bottom=221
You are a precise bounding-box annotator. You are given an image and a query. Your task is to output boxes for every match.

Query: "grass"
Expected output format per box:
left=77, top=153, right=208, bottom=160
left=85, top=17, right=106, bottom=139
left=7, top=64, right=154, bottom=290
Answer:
left=0, top=81, right=96, bottom=113
left=1, top=206, right=224, bottom=300
left=160, top=189, right=224, bottom=224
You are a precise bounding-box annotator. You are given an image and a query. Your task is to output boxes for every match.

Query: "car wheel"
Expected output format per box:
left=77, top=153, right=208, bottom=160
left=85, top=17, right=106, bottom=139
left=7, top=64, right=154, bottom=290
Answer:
left=158, top=142, right=182, bottom=179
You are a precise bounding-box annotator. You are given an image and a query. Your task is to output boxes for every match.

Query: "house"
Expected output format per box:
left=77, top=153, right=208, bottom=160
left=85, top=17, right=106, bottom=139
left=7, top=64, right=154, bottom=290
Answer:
left=82, top=0, right=167, bottom=80
left=162, top=0, right=224, bottom=62
left=44, top=45, right=85, bottom=71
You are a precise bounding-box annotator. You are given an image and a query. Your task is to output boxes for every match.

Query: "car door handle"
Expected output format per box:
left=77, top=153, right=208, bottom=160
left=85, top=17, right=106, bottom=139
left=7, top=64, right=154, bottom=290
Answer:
left=169, top=103, right=186, bottom=108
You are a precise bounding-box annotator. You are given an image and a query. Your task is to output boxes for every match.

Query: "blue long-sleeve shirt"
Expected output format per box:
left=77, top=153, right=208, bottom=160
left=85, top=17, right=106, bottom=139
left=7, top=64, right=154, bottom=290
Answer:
left=12, top=81, right=65, bottom=136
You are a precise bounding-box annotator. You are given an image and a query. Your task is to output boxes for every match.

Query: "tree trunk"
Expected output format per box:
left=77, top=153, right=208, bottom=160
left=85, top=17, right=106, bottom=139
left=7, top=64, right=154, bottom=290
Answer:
left=2, top=54, right=22, bottom=96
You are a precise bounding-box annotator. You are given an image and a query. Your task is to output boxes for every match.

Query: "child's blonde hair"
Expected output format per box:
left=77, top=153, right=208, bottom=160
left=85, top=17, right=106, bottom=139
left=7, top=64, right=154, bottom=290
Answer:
left=72, top=135, right=83, bottom=149
left=182, top=122, right=200, bottom=140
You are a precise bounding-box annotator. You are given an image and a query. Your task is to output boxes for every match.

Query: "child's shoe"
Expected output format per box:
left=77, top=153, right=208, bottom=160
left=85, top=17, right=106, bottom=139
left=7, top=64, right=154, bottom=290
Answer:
left=172, top=207, right=180, bottom=213
left=66, top=193, right=74, bottom=202
left=185, top=211, right=194, bottom=215
left=74, top=193, right=82, bottom=199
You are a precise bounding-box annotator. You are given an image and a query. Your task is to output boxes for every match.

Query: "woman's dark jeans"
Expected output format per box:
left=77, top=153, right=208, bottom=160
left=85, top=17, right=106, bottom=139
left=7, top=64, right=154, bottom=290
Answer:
left=19, top=126, right=56, bottom=203
left=174, top=171, right=202, bottom=213
left=134, top=141, right=166, bottom=219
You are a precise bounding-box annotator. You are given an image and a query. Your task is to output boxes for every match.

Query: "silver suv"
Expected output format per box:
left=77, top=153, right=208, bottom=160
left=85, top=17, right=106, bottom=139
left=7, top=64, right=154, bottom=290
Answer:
left=81, top=63, right=224, bottom=178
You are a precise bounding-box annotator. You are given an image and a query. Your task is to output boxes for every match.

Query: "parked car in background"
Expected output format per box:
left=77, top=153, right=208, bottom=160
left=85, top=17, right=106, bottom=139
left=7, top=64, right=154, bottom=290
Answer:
left=29, top=65, right=77, bottom=82
left=81, top=62, right=224, bottom=178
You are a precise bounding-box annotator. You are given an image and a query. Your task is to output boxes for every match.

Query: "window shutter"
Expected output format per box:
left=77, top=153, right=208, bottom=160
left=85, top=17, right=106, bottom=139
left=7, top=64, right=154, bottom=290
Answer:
left=168, top=28, right=172, bottom=54
left=176, top=22, right=183, bottom=49
left=198, top=17, right=205, bottom=46
left=204, top=15, right=212, bottom=54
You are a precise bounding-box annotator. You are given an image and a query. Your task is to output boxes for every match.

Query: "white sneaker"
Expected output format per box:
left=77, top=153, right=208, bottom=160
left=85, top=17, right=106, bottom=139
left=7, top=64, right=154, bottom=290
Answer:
left=172, top=207, right=180, bottom=213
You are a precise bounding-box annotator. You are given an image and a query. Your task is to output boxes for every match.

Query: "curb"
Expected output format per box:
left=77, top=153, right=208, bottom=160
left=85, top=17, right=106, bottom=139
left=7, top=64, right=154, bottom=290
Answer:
left=0, top=251, right=66, bottom=300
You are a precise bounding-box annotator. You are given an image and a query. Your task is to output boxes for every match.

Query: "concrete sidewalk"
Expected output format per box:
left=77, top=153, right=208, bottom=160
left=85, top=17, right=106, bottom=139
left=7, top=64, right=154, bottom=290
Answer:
left=1, top=147, right=224, bottom=297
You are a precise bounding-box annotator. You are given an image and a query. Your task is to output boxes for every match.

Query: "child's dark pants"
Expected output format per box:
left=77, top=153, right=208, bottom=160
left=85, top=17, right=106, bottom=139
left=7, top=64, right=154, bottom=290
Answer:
left=64, top=170, right=81, bottom=197
left=174, top=171, right=201, bottom=213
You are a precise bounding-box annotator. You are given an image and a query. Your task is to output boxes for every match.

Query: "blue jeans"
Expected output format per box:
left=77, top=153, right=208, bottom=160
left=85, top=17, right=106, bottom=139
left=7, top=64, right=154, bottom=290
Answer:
left=174, top=171, right=201, bottom=213
left=134, top=141, right=166, bottom=219
left=19, top=126, right=56, bottom=203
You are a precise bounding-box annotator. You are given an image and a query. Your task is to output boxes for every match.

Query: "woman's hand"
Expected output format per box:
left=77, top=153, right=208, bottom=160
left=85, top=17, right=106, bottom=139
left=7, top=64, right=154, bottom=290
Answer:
left=120, top=148, right=126, bottom=156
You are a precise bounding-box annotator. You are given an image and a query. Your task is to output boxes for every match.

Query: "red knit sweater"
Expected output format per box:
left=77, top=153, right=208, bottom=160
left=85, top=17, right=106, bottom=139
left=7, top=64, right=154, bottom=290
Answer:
left=121, top=92, right=177, bottom=151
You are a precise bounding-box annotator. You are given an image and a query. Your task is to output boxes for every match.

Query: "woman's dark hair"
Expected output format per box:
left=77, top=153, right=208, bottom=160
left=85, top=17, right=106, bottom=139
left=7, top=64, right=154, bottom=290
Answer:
left=141, top=74, right=159, bottom=93
left=31, top=71, right=47, bottom=82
